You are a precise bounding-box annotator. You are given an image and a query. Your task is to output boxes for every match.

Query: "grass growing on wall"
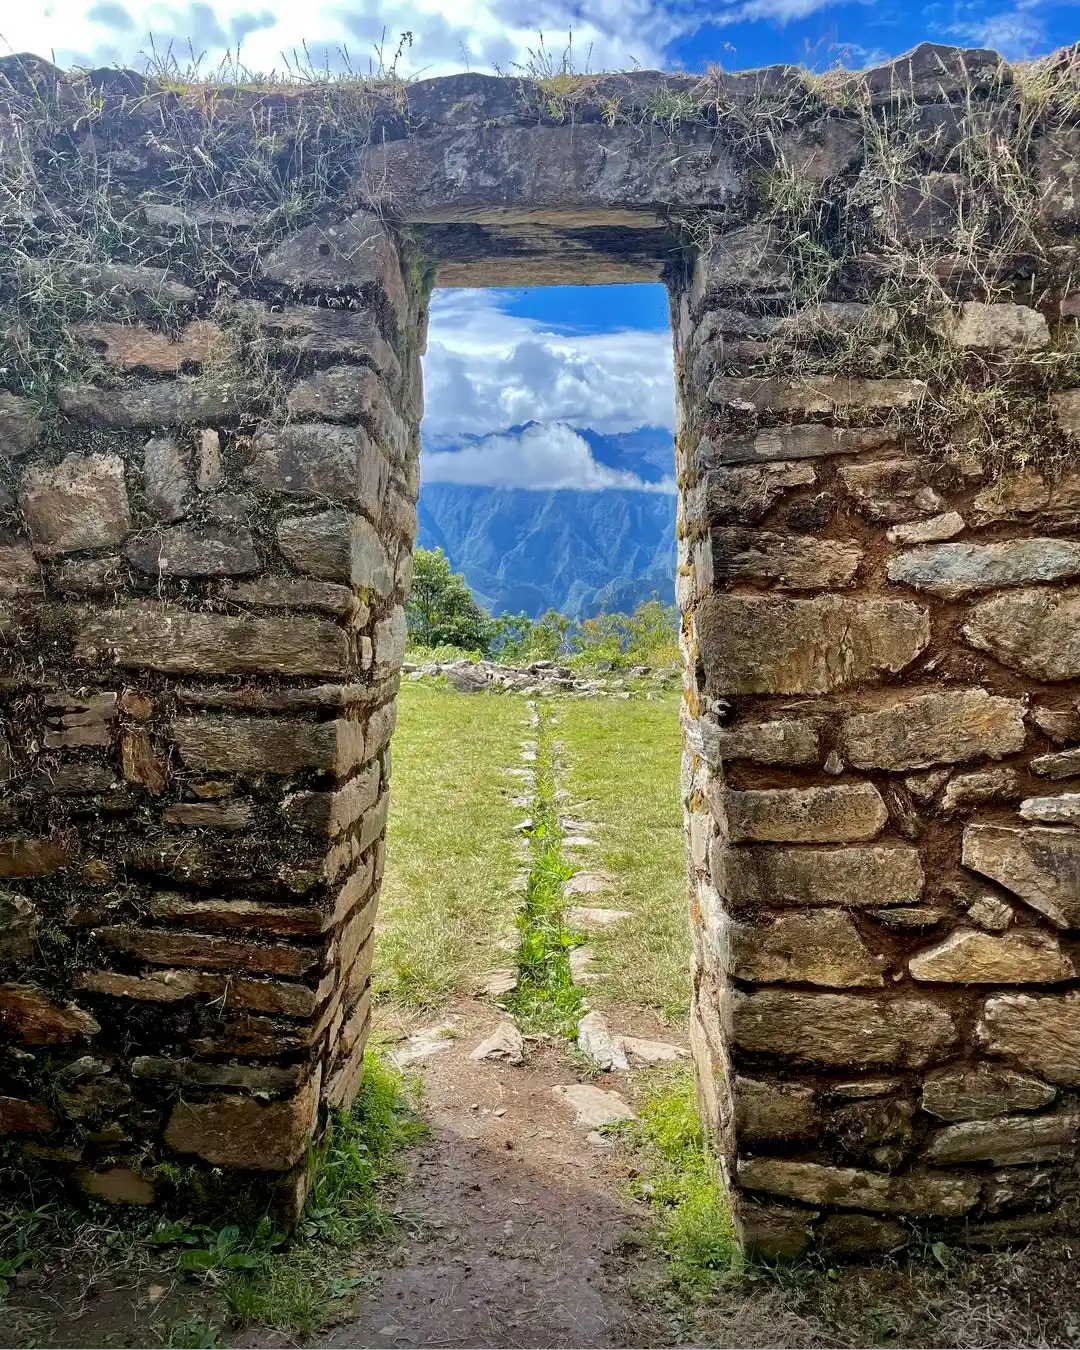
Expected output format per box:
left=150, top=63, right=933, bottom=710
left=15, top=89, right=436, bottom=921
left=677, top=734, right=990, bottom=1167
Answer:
left=375, top=680, right=527, bottom=1008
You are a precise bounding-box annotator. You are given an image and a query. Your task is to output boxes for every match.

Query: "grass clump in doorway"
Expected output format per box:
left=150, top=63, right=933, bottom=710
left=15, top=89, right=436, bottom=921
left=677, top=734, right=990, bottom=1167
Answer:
left=620, top=1067, right=736, bottom=1299
left=220, top=1051, right=427, bottom=1337
left=509, top=701, right=584, bottom=1037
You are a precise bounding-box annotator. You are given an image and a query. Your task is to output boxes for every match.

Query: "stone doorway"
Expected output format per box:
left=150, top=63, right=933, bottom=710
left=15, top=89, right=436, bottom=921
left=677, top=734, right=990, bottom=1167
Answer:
left=4, top=46, right=1080, bottom=1259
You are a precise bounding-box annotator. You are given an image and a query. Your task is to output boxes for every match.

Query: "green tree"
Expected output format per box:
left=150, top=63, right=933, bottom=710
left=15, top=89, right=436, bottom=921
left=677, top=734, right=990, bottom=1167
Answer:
left=406, top=547, right=491, bottom=653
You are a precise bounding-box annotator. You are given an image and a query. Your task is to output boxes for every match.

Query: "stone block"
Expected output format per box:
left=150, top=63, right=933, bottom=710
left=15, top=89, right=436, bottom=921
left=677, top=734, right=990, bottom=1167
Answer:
left=692, top=223, right=791, bottom=302
left=887, top=512, right=966, bottom=545
left=737, top=1156, right=978, bottom=1217
left=248, top=424, right=389, bottom=509
left=0, top=983, right=100, bottom=1045
left=76, top=603, right=350, bottom=678
left=682, top=462, right=816, bottom=530
left=922, top=1063, right=1056, bottom=1121
left=815, top=1213, right=909, bottom=1256
left=148, top=893, right=332, bottom=936
left=373, top=606, right=407, bottom=677
left=170, top=715, right=365, bottom=779
left=942, top=769, right=1019, bottom=813
left=721, top=783, right=887, bottom=844
left=924, top=1112, right=1080, bottom=1166
left=696, top=594, right=929, bottom=696
left=978, top=991, right=1080, bottom=1085
left=77, top=1166, right=155, bottom=1205
left=93, top=925, right=321, bottom=977
left=971, top=466, right=1080, bottom=524
left=723, top=987, right=957, bottom=1067
left=261, top=211, right=404, bottom=312
left=1036, top=127, right=1080, bottom=228
left=733, top=1199, right=816, bottom=1260
left=77, top=968, right=320, bottom=1018
left=59, top=381, right=249, bottom=426
left=706, top=527, right=862, bottom=589
left=161, top=801, right=254, bottom=830
left=962, top=588, right=1080, bottom=682
left=286, top=365, right=409, bottom=462
left=734, top=1077, right=818, bottom=1143
left=722, top=910, right=884, bottom=987
left=712, top=842, right=924, bottom=911
left=76, top=320, right=223, bottom=373
left=276, top=509, right=393, bottom=592
left=0, top=892, right=39, bottom=963
left=0, top=544, right=41, bottom=599
left=362, top=121, right=741, bottom=227
left=962, top=825, right=1080, bottom=929
left=0, top=392, right=42, bottom=460
left=132, top=1056, right=301, bottom=1093
left=19, top=453, right=132, bottom=556
left=937, top=302, right=1050, bottom=351
left=233, top=302, right=400, bottom=379
left=704, top=718, right=819, bottom=767
left=283, top=762, right=381, bottom=837
left=122, top=729, right=167, bottom=793
left=125, top=526, right=260, bottom=577
left=26, top=259, right=194, bottom=307
left=1019, top=794, right=1080, bottom=824
left=887, top=539, right=1080, bottom=598
left=0, top=1095, right=54, bottom=1135
left=142, top=434, right=192, bottom=521
left=164, top=1069, right=321, bottom=1170
left=909, top=928, right=1073, bottom=984
left=704, top=426, right=898, bottom=467
left=837, top=458, right=946, bottom=524
left=222, top=577, right=360, bottom=618
left=707, top=375, right=925, bottom=416
left=841, top=690, right=1025, bottom=772
left=0, top=835, right=77, bottom=878
left=1030, top=747, right=1080, bottom=778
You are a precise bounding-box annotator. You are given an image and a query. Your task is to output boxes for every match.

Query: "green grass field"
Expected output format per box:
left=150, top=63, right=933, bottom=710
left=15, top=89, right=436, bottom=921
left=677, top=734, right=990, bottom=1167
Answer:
left=558, top=692, right=688, bottom=1023
left=374, top=681, right=529, bottom=1010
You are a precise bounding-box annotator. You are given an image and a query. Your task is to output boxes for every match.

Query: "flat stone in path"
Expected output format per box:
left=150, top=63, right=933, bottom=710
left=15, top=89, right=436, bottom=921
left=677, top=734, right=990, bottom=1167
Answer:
left=565, top=906, right=632, bottom=929
left=477, top=967, right=519, bottom=997
left=577, top=1012, right=629, bottom=1071
left=563, top=871, right=616, bottom=896
left=552, top=1083, right=637, bottom=1128
left=390, top=1021, right=457, bottom=1068
left=469, top=1021, right=525, bottom=1065
left=623, top=1035, right=688, bottom=1065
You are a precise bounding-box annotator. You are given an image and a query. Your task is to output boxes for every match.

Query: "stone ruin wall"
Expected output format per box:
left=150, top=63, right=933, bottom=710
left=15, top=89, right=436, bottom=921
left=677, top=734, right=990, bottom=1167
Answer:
left=4, top=41, right=1080, bottom=1248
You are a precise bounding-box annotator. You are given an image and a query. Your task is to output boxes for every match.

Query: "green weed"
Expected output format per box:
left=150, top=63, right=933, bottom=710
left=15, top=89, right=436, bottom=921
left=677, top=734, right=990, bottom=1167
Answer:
left=508, top=701, right=585, bottom=1036
left=620, top=1069, right=736, bottom=1295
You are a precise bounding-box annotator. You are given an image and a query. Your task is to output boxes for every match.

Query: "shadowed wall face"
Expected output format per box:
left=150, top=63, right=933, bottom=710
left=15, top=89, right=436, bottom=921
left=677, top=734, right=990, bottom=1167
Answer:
left=5, top=45, right=1080, bottom=1248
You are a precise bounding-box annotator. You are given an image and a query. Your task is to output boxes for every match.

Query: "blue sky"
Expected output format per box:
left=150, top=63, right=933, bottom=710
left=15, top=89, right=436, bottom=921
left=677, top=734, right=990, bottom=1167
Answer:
left=4, top=0, right=1077, bottom=489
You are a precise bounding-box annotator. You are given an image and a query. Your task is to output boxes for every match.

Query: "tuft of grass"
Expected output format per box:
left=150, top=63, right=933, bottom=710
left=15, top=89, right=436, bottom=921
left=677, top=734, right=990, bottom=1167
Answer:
left=508, top=701, right=584, bottom=1036
left=620, top=1068, right=736, bottom=1296
left=216, top=1051, right=427, bottom=1337
left=376, top=680, right=527, bottom=1008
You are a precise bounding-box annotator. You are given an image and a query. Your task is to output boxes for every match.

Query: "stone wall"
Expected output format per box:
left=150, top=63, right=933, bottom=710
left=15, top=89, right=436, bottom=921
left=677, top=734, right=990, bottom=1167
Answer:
left=675, top=48, right=1080, bottom=1253
left=5, top=41, right=1080, bottom=1243
left=0, top=164, right=423, bottom=1213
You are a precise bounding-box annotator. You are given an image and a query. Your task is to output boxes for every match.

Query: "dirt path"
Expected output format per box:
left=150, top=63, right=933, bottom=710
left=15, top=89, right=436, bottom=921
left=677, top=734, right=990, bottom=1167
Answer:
left=330, top=1005, right=666, bottom=1350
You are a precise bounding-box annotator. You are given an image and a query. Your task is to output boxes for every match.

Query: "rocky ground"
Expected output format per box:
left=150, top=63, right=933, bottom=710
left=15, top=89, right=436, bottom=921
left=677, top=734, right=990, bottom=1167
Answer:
left=402, top=658, right=680, bottom=698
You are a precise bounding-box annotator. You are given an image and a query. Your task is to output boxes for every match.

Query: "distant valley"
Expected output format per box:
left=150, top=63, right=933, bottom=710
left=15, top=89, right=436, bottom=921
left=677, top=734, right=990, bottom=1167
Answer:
left=416, top=424, right=676, bottom=619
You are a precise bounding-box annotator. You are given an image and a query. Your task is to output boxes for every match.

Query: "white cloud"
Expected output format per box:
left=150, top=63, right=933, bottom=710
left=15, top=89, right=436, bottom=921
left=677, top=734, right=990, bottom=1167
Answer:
left=421, top=288, right=676, bottom=441
left=2, top=0, right=696, bottom=75
left=422, top=421, right=675, bottom=490
left=943, top=0, right=1052, bottom=56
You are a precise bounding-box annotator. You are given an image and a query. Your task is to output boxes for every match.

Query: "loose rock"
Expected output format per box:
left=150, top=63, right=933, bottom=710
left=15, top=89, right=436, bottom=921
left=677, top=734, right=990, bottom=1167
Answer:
left=551, top=1084, right=636, bottom=1128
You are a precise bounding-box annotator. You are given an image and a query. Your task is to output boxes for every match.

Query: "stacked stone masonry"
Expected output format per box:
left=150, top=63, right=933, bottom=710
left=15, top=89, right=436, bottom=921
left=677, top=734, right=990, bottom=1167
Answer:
left=5, top=41, right=1080, bottom=1247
